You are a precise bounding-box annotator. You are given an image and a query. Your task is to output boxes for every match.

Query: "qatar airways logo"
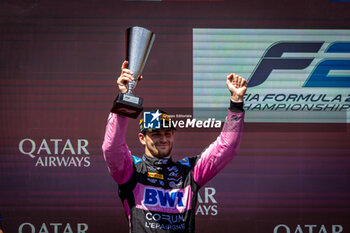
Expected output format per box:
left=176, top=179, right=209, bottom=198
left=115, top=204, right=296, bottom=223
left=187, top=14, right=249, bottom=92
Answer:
left=18, top=222, right=88, bottom=233
left=273, top=224, right=343, bottom=233
left=196, top=187, right=217, bottom=216
left=18, top=139, right=91, bottom=167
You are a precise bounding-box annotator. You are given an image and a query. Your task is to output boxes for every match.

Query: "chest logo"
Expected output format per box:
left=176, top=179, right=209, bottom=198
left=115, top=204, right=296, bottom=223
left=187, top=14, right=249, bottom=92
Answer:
left=144, top=187, right=184, bottom=208
left=147, top=172, right=164, bottom=180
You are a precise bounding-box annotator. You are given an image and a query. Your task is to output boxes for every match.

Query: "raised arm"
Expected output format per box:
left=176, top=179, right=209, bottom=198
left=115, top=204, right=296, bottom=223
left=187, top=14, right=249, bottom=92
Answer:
left=193, top=74, right=247, bottom=187
left=102, top=61, right=140, bottom=184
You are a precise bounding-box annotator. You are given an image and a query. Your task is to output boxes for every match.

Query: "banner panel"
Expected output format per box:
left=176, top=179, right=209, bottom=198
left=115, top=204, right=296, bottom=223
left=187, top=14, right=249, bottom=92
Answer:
left=193, top=29, right=350, bottom=123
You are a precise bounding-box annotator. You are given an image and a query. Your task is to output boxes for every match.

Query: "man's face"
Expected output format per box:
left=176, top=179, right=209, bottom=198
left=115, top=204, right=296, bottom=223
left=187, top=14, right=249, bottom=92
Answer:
left=138, top=129, right=174, bottom=158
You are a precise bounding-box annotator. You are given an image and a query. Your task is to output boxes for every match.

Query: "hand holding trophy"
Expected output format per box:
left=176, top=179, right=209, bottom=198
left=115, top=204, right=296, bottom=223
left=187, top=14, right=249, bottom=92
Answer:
left=111, top=26, right=155, bottom=118
left=117, top=61, right=142, bottom=94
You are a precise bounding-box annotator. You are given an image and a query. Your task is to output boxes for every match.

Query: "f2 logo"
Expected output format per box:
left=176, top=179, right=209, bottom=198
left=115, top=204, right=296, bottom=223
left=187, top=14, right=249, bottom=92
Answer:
left=248, top=41, right=350, bottom=88
left=305, top=42, right=350, bottom=87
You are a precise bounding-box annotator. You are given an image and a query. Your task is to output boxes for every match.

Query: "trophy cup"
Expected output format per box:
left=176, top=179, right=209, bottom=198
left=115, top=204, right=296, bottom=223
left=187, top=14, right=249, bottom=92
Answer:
left=111, top=26, right=156, bottom=118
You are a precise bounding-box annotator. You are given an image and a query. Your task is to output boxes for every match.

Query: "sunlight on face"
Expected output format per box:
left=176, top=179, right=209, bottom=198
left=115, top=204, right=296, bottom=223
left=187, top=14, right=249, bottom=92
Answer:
left=140, top=129, right=175, bottom=158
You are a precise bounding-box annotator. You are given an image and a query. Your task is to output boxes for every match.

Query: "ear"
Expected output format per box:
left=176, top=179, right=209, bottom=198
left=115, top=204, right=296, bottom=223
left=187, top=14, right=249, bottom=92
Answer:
left=138, top=133, right=146, bottom=146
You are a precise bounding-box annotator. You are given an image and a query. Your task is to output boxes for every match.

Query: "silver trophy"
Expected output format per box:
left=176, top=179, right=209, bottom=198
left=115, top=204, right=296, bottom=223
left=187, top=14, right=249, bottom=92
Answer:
left=111, top=26, right=155, bottom=118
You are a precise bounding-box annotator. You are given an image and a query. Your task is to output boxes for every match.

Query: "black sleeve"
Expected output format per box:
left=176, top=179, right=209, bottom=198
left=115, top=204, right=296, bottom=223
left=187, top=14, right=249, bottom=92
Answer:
left=229, top=100, right=244, bottom=113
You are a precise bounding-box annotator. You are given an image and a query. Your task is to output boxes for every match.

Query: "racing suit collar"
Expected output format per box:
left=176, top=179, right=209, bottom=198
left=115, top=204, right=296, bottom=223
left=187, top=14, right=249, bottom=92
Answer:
left=142, top=154, right=173, bottom=168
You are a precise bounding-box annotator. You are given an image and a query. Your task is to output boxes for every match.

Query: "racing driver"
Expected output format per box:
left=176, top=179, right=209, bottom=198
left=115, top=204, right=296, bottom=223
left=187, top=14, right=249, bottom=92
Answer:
left=102, top=61, right=247, bottom=232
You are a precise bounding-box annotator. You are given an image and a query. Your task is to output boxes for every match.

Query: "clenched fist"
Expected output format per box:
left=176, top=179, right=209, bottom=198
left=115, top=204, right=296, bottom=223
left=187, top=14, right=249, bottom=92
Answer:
left=226, top=73, right=247, bottom=102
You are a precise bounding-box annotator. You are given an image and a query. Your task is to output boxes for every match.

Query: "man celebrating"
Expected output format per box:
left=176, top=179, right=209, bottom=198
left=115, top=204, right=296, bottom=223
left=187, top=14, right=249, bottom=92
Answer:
left=102, top=61, right=247, bottom=233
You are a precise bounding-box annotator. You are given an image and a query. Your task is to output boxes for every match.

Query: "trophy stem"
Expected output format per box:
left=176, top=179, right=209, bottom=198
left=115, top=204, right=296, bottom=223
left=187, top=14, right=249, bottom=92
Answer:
left=127, top=80, right=136, bottom=95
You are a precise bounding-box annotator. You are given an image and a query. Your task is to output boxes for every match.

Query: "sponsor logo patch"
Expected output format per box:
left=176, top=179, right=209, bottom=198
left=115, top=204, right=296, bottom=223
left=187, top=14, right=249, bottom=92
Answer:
left=148, top=172, right=164, bottom=180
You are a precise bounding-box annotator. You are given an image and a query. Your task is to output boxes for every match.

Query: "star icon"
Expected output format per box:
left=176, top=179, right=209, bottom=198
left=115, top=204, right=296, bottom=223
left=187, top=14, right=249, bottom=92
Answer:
left=150, top=110, right=161, bottom=122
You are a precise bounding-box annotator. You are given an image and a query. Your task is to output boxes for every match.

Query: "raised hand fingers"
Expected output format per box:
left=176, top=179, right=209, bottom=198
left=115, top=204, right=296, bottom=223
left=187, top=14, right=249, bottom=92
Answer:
left=121, top=60, right=133, bottom=76
left=118, top=69, right=134, bottom=85
left=236, top=75, right=247, bottom=88
left=120, top=60, right=134, bottom=82
left=117, top=75, right=132, bottom=86
left=241, top=78, right=247, bottom=88
left=226, top=73, right=247, bottom=102
left=122, top=69, right=134, bottom=79
left=121, top=71, right=134, bottom=82
left=227, top=73, right=240, bottom=87
left=234, top=75, right=240, bottom=88
left=117, top=61, right=134, bottom=93
left=226, top=73, right=234, bottom=85
left=121, top=60, right=128, bottom=69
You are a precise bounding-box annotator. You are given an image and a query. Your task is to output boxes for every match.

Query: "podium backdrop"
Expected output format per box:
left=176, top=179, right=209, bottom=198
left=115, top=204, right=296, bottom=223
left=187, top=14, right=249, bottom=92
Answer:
left=1, top=0, right=350, bottom=232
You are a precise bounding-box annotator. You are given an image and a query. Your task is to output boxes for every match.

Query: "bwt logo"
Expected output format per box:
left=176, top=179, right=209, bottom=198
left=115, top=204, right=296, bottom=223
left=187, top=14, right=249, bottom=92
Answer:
left=248, top=41, right=350, bottom=88
left=143, top=187, right=184, bottom=208
left=143, top=110, right=161, bottom=130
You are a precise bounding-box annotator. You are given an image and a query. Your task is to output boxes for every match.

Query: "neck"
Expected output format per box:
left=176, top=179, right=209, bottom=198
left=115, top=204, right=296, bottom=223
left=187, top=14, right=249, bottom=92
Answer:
left=145, top=153, right=171, bottom=159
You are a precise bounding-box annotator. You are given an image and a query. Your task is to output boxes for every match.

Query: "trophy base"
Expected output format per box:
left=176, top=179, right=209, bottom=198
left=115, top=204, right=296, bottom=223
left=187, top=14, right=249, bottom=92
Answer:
left=111, top=93, right=143, bottom=119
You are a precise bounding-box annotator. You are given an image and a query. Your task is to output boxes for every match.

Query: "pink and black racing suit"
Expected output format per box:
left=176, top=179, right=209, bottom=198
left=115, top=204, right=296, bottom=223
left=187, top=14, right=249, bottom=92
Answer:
left=102, top=102, right=244, bottom=233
